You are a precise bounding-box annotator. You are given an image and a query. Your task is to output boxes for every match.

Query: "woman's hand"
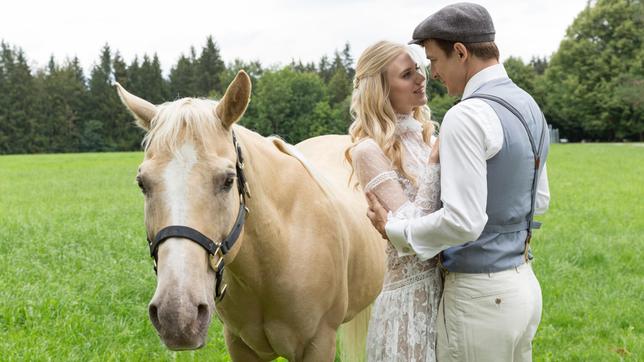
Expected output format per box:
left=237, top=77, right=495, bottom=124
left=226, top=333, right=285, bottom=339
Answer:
left=429, top=137, right=440, bottom=164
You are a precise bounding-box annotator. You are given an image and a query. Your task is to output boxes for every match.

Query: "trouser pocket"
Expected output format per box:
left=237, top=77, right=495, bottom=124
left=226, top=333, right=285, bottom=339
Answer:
left=437, top=285, right=463, bottom=362
left=451, top=274, right=531, bottom=361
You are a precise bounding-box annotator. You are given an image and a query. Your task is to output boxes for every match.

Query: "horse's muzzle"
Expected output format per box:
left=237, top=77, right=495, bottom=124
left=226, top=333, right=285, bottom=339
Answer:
left=148, top=299, right=212, bottom=350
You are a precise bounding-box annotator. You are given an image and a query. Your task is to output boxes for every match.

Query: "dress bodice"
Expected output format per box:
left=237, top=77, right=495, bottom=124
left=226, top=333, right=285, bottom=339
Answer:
left=351, top=114, right=442, bottom=287
left=351, top=114, right=443, bottom=362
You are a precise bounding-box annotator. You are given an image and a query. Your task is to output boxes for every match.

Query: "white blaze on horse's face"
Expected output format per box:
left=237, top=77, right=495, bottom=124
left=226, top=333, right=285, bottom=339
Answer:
left=159, top=142, right=202, bottom=291
left=144, top=142, right=217, bottom=351
left=163, top=143, right=198, bottom=225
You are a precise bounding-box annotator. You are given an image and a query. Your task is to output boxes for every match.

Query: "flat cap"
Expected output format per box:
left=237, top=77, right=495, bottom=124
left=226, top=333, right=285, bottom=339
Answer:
left=409, top=2, right=495, bottom=45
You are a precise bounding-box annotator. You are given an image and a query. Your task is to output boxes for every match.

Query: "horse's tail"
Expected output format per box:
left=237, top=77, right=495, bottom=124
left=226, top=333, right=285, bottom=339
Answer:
left=337, top=304, right=371, bottom=362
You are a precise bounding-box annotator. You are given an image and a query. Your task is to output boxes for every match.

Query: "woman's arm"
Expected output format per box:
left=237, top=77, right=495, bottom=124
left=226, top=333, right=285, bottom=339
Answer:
left=352, top=139, right=408, bottom=212
left=353, top=139, right=441, bottom=256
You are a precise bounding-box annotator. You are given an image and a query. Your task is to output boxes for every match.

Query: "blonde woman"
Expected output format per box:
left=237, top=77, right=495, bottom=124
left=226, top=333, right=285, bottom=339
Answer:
left=346, top=40, right=442, bottom=361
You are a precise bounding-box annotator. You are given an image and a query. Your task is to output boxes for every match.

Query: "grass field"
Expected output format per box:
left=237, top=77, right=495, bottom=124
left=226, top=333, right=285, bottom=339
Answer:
left=0, top=143, right=642, bottom=361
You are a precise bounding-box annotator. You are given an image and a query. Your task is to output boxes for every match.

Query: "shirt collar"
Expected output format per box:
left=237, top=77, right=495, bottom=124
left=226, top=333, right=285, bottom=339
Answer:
left=462, top=63, right=508, bottom=99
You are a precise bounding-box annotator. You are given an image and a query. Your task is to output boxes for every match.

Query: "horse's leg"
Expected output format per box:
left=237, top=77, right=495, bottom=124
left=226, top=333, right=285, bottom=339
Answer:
left=301, top=326, right=337, bottom=362
left=224, top=327, right=266, bottom=362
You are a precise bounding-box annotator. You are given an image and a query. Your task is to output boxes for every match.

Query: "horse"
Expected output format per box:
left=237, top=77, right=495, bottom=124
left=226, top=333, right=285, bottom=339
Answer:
left=115, top=70, right=386, bottom=361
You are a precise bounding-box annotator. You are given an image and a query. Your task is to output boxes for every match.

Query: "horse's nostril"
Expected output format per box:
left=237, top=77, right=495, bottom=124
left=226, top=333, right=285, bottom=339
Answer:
left=197, top=303, right=210, bottom=329
left=149, top=304, right=160, bottom=330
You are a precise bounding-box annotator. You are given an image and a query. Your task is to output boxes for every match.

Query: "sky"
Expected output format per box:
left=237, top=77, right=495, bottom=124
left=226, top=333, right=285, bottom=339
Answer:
left=1, top=0, right=590, bottom=75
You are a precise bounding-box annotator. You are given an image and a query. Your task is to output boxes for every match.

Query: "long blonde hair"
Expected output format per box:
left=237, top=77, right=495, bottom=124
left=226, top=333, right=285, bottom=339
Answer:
left=345, top=40, right=435, bottom=185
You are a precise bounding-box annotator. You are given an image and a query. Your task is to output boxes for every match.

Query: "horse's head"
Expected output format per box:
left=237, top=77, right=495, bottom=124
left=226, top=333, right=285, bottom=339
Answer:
left=116, top=71, right=251, bottom=350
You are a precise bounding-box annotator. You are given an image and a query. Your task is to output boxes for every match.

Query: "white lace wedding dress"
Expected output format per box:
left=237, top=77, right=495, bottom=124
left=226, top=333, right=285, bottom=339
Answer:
left=351, top=114, right=443, bottom=362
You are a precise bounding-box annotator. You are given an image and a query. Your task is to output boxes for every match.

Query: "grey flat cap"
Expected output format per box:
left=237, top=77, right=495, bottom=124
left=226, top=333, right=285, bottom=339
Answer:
left=409, top=2, right=495, bottom=45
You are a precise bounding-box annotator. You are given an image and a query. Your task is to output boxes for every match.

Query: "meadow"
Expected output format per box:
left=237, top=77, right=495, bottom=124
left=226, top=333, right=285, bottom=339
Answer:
left=0, top=143, right=642, bottom=361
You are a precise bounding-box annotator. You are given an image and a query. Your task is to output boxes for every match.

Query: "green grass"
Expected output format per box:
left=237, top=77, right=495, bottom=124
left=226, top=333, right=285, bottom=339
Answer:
left=0, top=153, right=228, bottom=361
left=0, top=144, right=642, bottom=361
left=531, top=143, right=643, bottom=361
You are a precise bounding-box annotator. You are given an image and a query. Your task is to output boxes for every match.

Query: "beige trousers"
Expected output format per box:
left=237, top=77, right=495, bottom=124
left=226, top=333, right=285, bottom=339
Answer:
left=436, top=263, right=542, bottom=362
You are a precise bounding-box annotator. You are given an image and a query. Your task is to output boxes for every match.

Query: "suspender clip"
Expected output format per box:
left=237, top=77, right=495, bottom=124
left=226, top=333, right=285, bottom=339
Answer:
left=524, top=231, right=532, bottom=262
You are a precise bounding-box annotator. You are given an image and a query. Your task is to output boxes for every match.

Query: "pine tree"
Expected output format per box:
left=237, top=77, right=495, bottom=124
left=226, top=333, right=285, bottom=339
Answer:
left=132, top=54, right=169, bottom=104
left=327, top=67, right=352, bottom=105
left=63, top=57, right=89, bottom=151
left=169, top=52, right=199, bottom=98
left=318, top=55, right=332, bottom=83
left=0, top=43, right=38, bottom=153
left=198, top=36, right=226, bottom=97
left=112, top=51, right=129, bottom=88
left=35, top=56, right=89, bottom=152
left=86, top=44, right=131, bottom=151
left=341, top=42, right=355, bottom=79
left=149, top=54, right=170, bottom=102
left=331, top=51, right=344, bottom=78
left=0, top=42, right=9, bottom=152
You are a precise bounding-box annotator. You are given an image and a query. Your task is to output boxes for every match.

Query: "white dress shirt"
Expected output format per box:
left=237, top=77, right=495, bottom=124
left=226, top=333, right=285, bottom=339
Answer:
left=385, top=64, right=550, bottom=261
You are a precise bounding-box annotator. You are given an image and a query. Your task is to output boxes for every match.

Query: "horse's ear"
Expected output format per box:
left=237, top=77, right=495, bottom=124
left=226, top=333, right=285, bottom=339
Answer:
left=115, top=82, right=157, bottom=131
left=216, top=70, right=252, bottom=129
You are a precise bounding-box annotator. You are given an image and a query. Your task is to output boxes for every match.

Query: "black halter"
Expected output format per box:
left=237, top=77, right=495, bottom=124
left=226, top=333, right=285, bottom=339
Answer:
left=146, top=130, right=250, bottom=301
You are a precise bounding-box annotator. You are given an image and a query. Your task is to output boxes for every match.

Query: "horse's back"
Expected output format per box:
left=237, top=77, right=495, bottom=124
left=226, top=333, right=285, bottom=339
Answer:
left=296, top=135, right=364, bottom=209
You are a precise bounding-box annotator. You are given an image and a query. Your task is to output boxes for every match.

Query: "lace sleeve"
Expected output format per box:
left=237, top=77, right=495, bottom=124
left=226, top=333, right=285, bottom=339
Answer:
left=351, top=139, right=408, bottom=212
left=364, top=170, right=398, bottom=193
left=414, top=163, right=441, bottom=214
left=392, top=163, right=441, bottom=220
left=352, top=139, right=441, bottom=219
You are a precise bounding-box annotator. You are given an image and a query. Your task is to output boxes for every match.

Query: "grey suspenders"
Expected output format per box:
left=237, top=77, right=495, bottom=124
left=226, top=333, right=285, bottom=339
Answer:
left=464, top=93, right=548, bottom=258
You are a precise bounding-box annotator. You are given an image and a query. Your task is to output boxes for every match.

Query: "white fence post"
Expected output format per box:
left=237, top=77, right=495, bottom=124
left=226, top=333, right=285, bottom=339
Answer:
left=549, top=125, right=560, bottom=144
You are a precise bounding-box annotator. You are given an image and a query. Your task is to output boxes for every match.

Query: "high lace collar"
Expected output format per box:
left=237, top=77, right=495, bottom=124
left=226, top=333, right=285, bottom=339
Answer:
left=395, top=113, right=422, bottom=135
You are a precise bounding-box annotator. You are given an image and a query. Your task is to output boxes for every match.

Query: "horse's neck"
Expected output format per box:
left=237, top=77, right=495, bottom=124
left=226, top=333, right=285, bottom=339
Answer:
left=227, top=127, right=318, bottom=268
left=236, top=126, right=310, bottom=208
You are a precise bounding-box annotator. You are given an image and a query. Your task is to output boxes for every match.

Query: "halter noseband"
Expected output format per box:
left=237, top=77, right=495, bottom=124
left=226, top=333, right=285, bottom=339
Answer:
left=146, top=130, right=250, bottom=302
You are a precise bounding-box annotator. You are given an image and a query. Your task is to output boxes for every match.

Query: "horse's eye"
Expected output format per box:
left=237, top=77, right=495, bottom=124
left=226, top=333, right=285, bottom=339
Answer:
left=222, top=174, right=235, bottom=191
left=136, top=176, right=147, bottom=194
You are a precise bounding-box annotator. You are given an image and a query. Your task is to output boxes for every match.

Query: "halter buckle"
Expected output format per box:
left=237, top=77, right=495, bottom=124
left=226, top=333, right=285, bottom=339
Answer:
left=209, top=253, right=224, bottom=271
left=244, top=182, right=251, bottom=199
left=216, top=284, right=228, bottom=302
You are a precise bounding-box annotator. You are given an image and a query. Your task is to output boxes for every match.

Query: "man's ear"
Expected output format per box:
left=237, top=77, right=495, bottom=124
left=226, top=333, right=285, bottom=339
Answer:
left=454, top=42, right=468, bottom=62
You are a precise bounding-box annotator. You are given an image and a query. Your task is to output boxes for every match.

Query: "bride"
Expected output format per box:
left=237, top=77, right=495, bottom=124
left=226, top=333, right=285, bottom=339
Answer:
left=345, top=40, right=442, bottom=362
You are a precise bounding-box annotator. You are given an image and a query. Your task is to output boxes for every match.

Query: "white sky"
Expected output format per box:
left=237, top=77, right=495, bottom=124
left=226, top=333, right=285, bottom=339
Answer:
left=1, top=0, right=589, bottom=75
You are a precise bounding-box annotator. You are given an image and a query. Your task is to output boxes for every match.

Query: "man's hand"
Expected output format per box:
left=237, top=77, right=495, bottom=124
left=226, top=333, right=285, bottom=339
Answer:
left=366, top=191, right=389, bottom=240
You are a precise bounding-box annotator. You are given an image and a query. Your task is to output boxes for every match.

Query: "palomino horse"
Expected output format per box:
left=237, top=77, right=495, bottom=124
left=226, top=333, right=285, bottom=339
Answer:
left=116, top=70, right=386, bottom=361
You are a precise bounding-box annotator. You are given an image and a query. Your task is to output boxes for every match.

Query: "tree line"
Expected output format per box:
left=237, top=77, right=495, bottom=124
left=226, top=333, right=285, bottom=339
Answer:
left=0, top=35, right=357, bottom=154
left=0, top=0, right=641, bottom=155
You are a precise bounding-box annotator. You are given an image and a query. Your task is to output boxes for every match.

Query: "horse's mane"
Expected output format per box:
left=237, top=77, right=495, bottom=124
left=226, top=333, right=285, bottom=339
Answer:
left=143, top=98, right=223, bottom=153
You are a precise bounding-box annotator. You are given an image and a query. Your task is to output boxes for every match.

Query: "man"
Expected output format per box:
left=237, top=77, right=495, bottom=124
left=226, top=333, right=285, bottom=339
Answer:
left=366, top=3, right=550, bottom=361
